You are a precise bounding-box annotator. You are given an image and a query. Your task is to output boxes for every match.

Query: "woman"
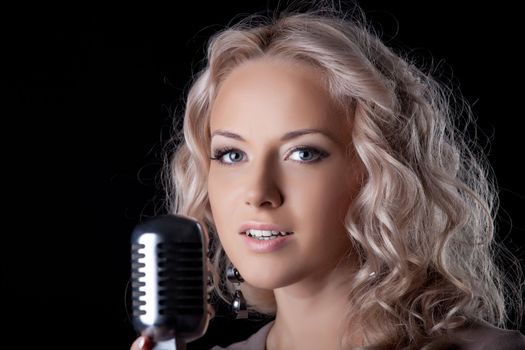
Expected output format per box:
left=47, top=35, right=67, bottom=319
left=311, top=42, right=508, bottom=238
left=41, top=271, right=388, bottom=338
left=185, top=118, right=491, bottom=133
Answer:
left=131, top=1, right=524, bottom=349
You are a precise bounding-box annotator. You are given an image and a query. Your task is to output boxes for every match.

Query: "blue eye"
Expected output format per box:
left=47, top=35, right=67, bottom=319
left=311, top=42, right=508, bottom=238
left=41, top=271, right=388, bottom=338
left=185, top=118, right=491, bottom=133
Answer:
left=210, top=146, right=328, bottom=166
left=289, top=148, right=321, bottom=162
left=211, top=147, right=245, bottom=165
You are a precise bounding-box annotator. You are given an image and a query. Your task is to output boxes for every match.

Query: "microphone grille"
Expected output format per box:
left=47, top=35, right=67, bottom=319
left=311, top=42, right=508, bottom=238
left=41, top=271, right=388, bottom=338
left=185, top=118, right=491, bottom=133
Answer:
left=157, top=241, right=204, bottom=315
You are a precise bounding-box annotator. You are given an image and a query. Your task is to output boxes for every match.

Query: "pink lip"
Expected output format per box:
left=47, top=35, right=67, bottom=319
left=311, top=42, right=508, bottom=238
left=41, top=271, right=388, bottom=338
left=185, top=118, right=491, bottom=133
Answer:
left=238, top=221, right=293, bottom=234
left=242, top=234, right=293, bottom=253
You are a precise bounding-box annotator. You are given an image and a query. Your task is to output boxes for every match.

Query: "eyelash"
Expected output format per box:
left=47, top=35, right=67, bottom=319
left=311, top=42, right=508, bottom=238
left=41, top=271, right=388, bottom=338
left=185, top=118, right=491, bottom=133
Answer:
left=210, top=145, right=329, bottom=166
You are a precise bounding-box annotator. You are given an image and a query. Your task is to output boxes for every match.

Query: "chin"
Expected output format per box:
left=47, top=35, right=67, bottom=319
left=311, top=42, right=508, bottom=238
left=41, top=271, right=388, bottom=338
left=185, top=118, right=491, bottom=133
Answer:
left=245, top=278, right=284, bottom=290
left=241, top=266, right=303, bottom=290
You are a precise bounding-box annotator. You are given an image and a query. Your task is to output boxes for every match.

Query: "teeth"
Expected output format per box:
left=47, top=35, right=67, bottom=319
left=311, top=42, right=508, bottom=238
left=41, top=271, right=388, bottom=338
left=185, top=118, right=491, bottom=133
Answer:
left=245, top=229, right=292, bottom=238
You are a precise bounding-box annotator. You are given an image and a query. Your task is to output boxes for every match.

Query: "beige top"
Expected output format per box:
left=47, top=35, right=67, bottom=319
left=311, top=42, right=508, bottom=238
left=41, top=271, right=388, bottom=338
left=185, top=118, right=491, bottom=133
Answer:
left=209, top=320, right=525, bottom=350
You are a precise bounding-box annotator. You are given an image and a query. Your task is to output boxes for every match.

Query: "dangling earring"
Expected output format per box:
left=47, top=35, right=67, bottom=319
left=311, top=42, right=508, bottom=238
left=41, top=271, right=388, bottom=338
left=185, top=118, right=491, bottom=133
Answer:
left=226, top=264, right=248, bottom=319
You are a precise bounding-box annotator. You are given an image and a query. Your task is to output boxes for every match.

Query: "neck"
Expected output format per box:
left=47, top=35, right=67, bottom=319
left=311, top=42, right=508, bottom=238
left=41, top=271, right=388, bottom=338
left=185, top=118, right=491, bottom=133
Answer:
left=265, top=256, right=361, bottom=350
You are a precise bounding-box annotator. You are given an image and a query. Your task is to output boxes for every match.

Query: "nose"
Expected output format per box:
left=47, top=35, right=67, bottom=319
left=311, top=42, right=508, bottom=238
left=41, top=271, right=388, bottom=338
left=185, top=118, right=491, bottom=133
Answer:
left=244, top=162, right=283, bottom=208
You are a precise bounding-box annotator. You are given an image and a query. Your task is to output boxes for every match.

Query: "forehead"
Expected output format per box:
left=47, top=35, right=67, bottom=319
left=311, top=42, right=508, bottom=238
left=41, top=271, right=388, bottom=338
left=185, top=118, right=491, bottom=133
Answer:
left=210, top=58, right=350, bottom=140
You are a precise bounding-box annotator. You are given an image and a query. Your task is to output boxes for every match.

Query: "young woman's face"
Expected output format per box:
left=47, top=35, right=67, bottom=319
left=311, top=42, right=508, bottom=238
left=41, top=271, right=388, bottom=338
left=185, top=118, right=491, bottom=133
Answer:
left=208, top=57, right=362, bottom=289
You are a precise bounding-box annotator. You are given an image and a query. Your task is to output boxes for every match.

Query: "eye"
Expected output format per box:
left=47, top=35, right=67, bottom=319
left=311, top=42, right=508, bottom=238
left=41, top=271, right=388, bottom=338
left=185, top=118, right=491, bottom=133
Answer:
left=210, top=145, right=328, bottom=166
left=288, top=147, right=328, bottom=163
left=210, top=147, right=245, bottom=166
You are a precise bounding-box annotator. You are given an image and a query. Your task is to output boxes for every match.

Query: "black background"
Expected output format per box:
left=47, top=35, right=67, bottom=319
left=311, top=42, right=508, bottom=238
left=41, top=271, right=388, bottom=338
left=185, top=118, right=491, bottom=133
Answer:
left=6, top=1, right=524, bottom=349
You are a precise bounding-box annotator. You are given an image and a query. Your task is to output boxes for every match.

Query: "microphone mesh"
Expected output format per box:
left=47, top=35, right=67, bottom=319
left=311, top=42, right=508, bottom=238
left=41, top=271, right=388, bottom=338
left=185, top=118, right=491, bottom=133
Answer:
left=157, top=241, right=204, bottom=315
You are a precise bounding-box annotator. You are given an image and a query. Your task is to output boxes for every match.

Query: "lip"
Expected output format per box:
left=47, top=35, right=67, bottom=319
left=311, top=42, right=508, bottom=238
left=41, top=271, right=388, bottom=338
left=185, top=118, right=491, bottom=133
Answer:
left=242, top=234, right=293, bottom=253
left=239, top=221, right=293, bottom=234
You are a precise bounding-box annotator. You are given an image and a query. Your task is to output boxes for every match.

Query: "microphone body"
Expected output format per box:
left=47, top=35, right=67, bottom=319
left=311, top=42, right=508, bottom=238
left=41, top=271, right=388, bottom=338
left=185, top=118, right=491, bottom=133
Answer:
left=131, top=215, right=210, bottom=349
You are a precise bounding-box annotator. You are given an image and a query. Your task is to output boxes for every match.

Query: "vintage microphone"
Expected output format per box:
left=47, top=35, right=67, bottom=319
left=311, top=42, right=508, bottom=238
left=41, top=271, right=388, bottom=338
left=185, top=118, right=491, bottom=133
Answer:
left=130, top=215, right=211, bottom=350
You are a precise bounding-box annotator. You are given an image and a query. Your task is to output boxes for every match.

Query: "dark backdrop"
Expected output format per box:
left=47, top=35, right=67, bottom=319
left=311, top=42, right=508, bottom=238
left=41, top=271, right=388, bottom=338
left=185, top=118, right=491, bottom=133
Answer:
left=6, top=1, right=524, bottom=349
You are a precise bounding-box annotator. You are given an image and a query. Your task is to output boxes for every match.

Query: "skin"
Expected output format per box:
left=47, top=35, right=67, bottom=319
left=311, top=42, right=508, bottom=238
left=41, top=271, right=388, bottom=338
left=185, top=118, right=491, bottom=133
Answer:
left=129, top=56, right=364, bottom=350
left=207, top=57, right=364, bottom=349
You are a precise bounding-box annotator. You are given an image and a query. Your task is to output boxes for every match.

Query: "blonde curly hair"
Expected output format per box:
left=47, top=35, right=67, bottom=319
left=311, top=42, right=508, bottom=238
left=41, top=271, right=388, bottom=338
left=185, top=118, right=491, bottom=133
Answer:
left=160, top=1, right=522, bottom=348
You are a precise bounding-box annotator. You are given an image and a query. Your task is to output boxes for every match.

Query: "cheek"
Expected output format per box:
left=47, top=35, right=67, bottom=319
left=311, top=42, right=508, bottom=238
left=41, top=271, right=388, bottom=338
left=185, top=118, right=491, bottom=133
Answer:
left=291, top=166, right=352, bottom=219
left=208, top=167, right=241, bottom=199
left=207, top=168, right=229, bottom=212
left=207, top=172, right=226, bottom=236
left=207, top=169, right=240, bottom=257
left=305, top=180, right=353, bottom=249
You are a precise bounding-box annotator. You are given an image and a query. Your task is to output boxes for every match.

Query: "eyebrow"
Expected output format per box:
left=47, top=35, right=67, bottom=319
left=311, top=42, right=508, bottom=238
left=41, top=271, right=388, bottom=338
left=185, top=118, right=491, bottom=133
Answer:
left=211, top=128, right=338, bottom=143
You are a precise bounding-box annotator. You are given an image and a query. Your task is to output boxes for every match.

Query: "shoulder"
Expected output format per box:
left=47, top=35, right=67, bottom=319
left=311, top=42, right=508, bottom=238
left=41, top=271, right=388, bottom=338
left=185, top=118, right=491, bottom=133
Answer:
left=207, top=319, right=525, bottom=350
left=431, top=320, right=525, bottom=350
left=208, top=320, right=275, bottom=350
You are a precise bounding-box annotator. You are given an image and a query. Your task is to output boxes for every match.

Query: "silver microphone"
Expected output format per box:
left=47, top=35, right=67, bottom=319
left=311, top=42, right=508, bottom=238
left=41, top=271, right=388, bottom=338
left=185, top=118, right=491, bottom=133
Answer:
left=131, top=215, right=210, bottom=350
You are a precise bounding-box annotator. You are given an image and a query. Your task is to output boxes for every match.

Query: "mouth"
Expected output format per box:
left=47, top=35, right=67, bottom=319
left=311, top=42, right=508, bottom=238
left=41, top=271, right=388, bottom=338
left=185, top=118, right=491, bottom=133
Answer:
left=240, top=230, right=294, bottom=253
left=241, top=231, right=294, bottom=240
